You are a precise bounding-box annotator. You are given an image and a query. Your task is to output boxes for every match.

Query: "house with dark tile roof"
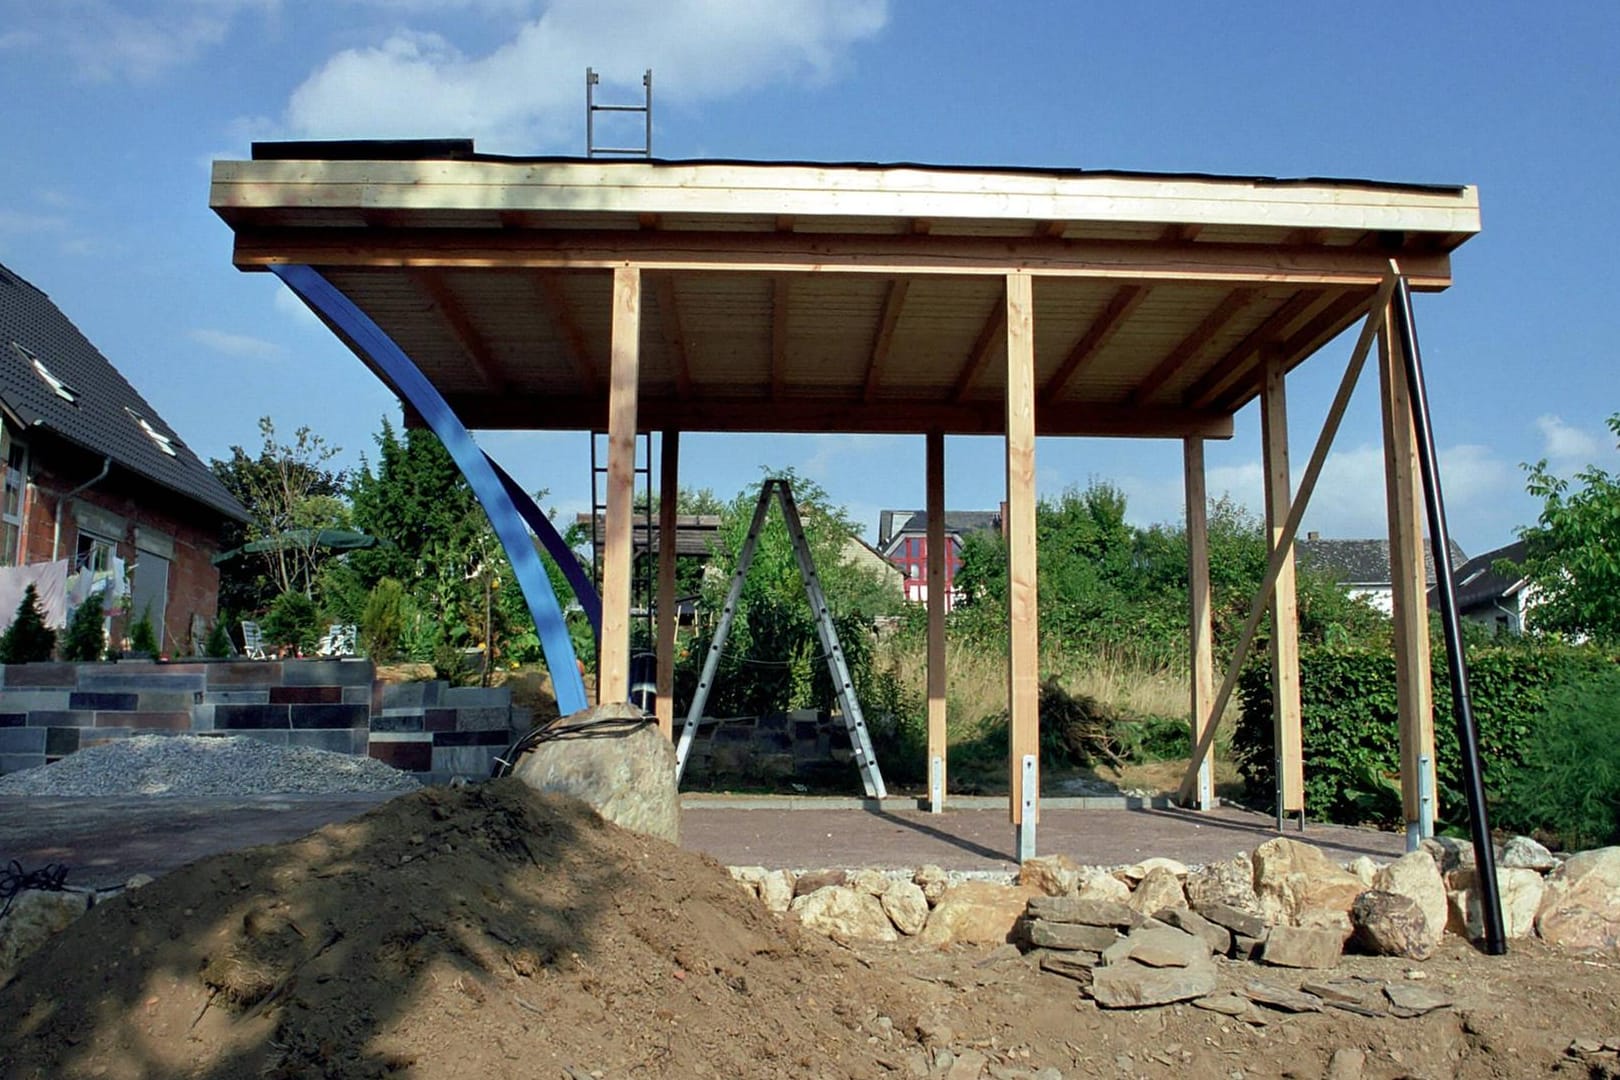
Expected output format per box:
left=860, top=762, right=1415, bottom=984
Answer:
left=1434, top=539, right=1532, bottom=634
left=1294, top=531, right=1467, bottom=617
left=877, top=506, right=1004, bottom=610
left=0, top=261, right=248, bottom=651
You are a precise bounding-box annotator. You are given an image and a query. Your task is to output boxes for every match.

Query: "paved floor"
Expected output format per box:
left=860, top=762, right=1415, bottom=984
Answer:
left=0, top=791, right=1408, bottom=888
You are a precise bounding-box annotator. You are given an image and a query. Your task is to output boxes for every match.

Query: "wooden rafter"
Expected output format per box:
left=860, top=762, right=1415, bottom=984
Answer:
left=411, top=270, right=505, bottom=388
left=1036, top=220, right=1067, bottom=239
left=638, top=212, right=660, bottom=230
left=771, top=275, right=790, bottom=400
left=863, top=278, right=911, bottom=403
left=651, top=274, right=694, bottom=399
left=1041, top=284, right=1149, bottom=404
left=1129, top=287, right=1259, bottom=406
left=534, top=272, right=601, bottom=394
left=911, top=219, right=933, bottom=235
left=1181, top=289, right=1328, bottom=409
left=1208, top=290, right=1371, bottom=412
left=951, top=291, right=1008, bottom=403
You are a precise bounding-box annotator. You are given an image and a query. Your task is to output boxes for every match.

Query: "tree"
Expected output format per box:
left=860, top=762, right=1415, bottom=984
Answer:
left=211, top=416, right=349, bottom=610
left=1516, top=412, right=1620, bottom=644
left=0, top=584, right=57, bottom=663
left=61, top=594, right=105, bottom=661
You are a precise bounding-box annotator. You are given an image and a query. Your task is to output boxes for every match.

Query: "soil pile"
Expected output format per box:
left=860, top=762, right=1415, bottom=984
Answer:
left=0, top=780, right=913, bottom=1079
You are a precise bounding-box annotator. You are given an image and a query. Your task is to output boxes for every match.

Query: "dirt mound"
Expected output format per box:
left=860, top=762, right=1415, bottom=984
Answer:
left=0, top=780, right=912, bottom=1079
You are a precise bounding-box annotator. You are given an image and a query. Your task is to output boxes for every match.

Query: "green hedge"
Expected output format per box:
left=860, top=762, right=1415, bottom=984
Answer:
left=1234, top=640, right=1617, bottom=828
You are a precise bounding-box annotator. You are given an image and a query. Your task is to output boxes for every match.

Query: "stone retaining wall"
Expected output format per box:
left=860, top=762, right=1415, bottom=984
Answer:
left=678, top=708, right=860, bottom=789
left=0, top=660, right=529, bottom=783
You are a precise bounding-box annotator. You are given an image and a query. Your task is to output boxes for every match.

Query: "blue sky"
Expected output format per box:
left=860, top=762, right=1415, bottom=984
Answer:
left=2, top=1, right=1617, bottom=554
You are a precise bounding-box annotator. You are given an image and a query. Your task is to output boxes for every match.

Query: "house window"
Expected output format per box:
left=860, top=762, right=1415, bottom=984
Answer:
left=1, top=429, right=26, bottom=565
left=11, top=342, right=79, bottom=403
left=75, top=529, right=117, bottom=575
left=126, top=408, right=177, bottom=457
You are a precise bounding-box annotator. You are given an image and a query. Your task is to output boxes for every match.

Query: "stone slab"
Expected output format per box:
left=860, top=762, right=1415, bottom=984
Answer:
left=281, top=659, right=375, bottom=687
left=203, top=690, right=271, bottom=705
left=113, top=711, right=191, bottom=731
left=432, top=730, right=510, bottom=747
left=1090, top=956, right=1217, bottom=1008
left=432, top=745, right=501, bottom=776
left=68, top=691, right=138, bottom=711
left=381, top=681, right=443, bottom=709
left=1, top=663, right=78, bottom=687
left=24, top=710, right=93, bottom=728
left=214, top=704, right=292, bottom=730
left=288, top=728, right=362, bottom=754
left=0, top=752, right=44, bottom=775
left=453, top=706, right=514, bottom=732
left=0, top=713, right=21, bottom=727
left=44, top=727, right=79, bottom=756
left=370, top=712, right=425, bottom=733
left=1027, top=919, right=1118, bottom=952
left=270, top=685, right=343, bottom=705
left=0, top=691, right=72, bottom=712
left=369, top=739, right=432, bottom=772
left=289, top=704, right=369, bottom=730
left=0, top=727, right=46, bottom=754
left=78, top=673, right=205, bottom=692
left=134, top=692, right=201, bottom=712
left=205, top=662, right=284, bottom=687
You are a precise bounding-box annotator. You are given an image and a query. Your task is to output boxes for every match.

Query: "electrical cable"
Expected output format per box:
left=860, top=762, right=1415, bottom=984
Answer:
left=0, top=860, right=70, bottom=921
left=490, top=711, right=656, bottom=779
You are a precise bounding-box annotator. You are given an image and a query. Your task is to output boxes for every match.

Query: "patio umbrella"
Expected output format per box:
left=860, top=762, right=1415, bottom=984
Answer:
left=211, top=528, right=389, bottom=565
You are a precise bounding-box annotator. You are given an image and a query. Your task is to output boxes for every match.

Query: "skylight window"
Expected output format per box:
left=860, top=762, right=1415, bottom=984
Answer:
left=11, top=342, right=78, bottom=404
left=126, top=407, right=178, bottom=458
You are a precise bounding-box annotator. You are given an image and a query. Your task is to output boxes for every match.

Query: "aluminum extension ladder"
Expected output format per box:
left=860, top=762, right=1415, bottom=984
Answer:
left=674, top=479, right=888, bottom=799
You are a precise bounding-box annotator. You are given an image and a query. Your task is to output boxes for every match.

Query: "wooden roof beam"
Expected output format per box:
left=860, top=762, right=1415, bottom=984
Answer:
left=863, top=278, right=911, bottom=403
left=1181, top=289, right=1331, bottom=409
left=534, top=272, right=602, bottom=395
left=1208, top=290, right=1372, bottom=413
left=771, top=275, right=790, bottom=400
left=1040, top=284, right=1150, bottom=405
left=651, top=274, right=694, bottom=399
left=411, top=270, right=506, bottom=389
left=1128, top=287, right=1260, bottom=406
left=950, top=290, right=1008, bottom=403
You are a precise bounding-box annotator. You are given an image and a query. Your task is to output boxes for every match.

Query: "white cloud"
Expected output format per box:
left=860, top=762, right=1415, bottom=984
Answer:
left=1535, top=414, right=1603, bottom=464
left=188, top=327, right=286, bottom=359
left=0, top=210, right=67, bottom=234
left=275, top=0, right=888, bottom=152
left=1, top=1, right=277, bottom=83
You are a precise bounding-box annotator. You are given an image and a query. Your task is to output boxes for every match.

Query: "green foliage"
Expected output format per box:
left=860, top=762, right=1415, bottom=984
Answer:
left=0, top=585, right=58, bottom=663
left=359, top=578, right=409, bottom=661
left=261, top=591, right=320, bottom=654
left=61, top=595, right=105, bottom=661
left=127, top=606, right=159, bottom=657
left=1516, top=412, right=1620, bottom=644
left=1493, top=667, right=1620, bottom=849
left=203, top=619, right=233, bottom=659
left=1233, top=639, right=1617, bottom=828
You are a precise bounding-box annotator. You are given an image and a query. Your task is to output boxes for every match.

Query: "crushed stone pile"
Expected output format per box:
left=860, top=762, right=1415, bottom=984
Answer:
left=0, top=734, right=420, bottom=796
left=0, top=780, right=917, bottom=1079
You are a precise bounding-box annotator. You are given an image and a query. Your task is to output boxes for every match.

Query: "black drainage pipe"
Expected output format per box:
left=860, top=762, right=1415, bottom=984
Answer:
left=1391, top=277, right=1507, bottom=955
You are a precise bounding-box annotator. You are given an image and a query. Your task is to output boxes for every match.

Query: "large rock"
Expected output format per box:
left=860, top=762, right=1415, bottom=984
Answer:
left=1075, top=867, right=1132, bottom=903
left=791, top=886, right=898, bottom=942
left=1127, top=866, right=1187, bottom=915
left=1350, top=890, right=1432, bottom=960
left=1186, top=852, right=1264, bottom=917
left=1020, top=854, right=1083, bottom=896
left=0, top=889, right=91, bottom=977
left=510, top=703, right=679, bottom=842
left=1372, top=851, right=1447, bottom=952
left=1091, top=956, right=1217, bottom=1008
left=1260, top=924, right=1343, bottom=969
left=1252, top=838, right=1364, bottom=926
left=1028, top=920, right=1118, bottom=952
left=919, top=882, right=1041, bottom=947
left=1421, top=836, right=1476, bottom=875
left=1122, top=857, right=1188, bottom=882
left=759, top=870, right=796, bottom=914
left=1154, top=907, right=1232, bottom=955
left=880, top=880, right=929, bottom=936
left=914, top=865, right=950, bottom=905
left=1449, top=866, right=1544, bottom=940
left=1101, top=926, right=1211, bottom=968
left=1501, top=836, right=1559, bottom=872
left=1537, top=847, right=1620, bottom=951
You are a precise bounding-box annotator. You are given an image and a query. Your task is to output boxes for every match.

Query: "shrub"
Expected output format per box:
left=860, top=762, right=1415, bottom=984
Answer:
left=203, top=620, right=233, bottom=658
left=1493, top=667, right=1620, bottom=850
left=61, top=595, right=106, bottom=661
left=359, top=578, right=409, bottom=661
left=127, top=607, right=159, bottom=657
left=0, top=584, right=57, bottom=663
left=261, top=591, right=320, bottom=654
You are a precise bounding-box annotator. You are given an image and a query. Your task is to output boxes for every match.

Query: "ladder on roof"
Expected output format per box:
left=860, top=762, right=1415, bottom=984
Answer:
left=674, top=479, right=888, bottom=799
left=586, top=68, right=652, bottom=158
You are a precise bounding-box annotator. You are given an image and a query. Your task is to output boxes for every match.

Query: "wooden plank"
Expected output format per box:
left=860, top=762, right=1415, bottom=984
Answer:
left=1128, top=287, right=1259, bottom=405
left=1378, top=315, right=1435, bottom=828
left=1260, top=349, right=1304, bottom=814
left=1182, top=289, right=1328, bottom=409
left=863, top=278, right=911, bottom=402
left=1040, top=284, right=1150, bottom=404
left=600, top=266, right=642, bottom=706
left=1207, top=290, right=1372, bottom=413
left=534, top=272, right=601, bottom=393
left=1184, top=436, right=1216, bottom=812
left=445, top=393, right=1235, bottom=439
left=771, top=275, right=790, bottom=400
left=951, top=292, right=1008, bottom=403
left=1005, top=271, right=1039, bottom=827
left=926, top=429, right=948, bottom=813
left=232, top=229, right=1457, bottom=289
left=410, top=270, right=505, bottom=388
left=651, top=274, right=694, bottom=398
left=656, top=430, right=680, bottom=739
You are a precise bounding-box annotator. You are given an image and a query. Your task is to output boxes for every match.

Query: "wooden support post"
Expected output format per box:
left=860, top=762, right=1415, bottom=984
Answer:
left=926, top=429, right=948, bottom=814
left=1379, top=315, right=1436, bottom=845
left=1259, top=349, right=1304, bottom=821
left=655, top=430, right=680, bottom=739
left=601, top=266, right=641, bottom=705
left=1004, top=271, right=1039, bottom=860
left=1184, top=436, right=1216, bottom=811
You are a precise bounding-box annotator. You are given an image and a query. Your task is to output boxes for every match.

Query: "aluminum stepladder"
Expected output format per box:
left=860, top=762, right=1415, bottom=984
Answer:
left=674, top=479, right=888, bottom=799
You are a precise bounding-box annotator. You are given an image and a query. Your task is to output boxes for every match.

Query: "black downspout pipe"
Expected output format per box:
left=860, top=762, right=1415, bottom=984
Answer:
left=1391, top=277, right=1508, bottom=955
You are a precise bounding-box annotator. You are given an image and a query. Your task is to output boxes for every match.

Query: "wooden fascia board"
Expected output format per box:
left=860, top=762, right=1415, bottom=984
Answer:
left=1040, top=284, right=1150, bottom=404
left=1128, top=287, right=1261, bottom=406
left=440, top=392, right=1233, bottom=439
left=863, top=278, right=911, bottom=402
left=410, top=269, right=505, bottom=389
left=230, top=229, right=1455, bottom=288
left=212, top=160, right=1481, bottom=236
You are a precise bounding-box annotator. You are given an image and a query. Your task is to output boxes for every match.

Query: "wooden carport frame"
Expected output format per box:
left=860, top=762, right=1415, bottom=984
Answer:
left=211, top=146, right=1505, bottom=946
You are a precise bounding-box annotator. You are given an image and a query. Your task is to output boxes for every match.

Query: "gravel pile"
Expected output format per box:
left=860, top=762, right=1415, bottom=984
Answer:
left=0, top=735, right=422, bottom=796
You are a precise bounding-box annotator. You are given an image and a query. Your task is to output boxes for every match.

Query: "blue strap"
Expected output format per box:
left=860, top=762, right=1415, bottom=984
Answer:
left=484, top=451, right=602, bottom=643
left=270, top=265, right=587, bottom=716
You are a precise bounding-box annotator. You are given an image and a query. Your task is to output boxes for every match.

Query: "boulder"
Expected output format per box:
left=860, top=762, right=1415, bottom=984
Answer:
left=1501, top=835, right=1559, bottom=872
left=1019, top=854, right=1082, bottom=896
left=1252, top=838, right=1364, bottom=926
left=1122, top=857, right=1189, bottom=882
left=1074, top=867, right=1132, bottom=903
left=791, top=886, right=898, bottom=942
left=794, top=868, right=848, bottom=897
left=1372, top=850, right=1447, bottom=952
left=1347, top=856, right=1378, bottom=888
left=1197, top=901, right=1267, bottom=940
left=1449, top=866, right=1544, bottom=940
left=849, top=868, right=891, bottom=896
left=1185, top=852, right=1263, bottom=917
left=1536, top=847, right=1620, bottom=951
left=759, top=870, right=796, bottom=914
left=880, top=880, right=929, bottom=936
left=1350, top=890, right=1433, bottom=960
left=1091, top=955, right=1217, bottom=1008
left=510, top=703, right=679, bottom=842
left=1260, top=924, right=1343, bottom=969
left=1127, top=866, right=1187, bottom=915
left=729, top=865, right=768, bottom=896
left=0, top=889, right=91, bottom=977
left=1420, top=835, right=1476, bottom=875
left=919, top=882, right=1041, bottom=948
left=914, top=865, right=950, bottom=905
